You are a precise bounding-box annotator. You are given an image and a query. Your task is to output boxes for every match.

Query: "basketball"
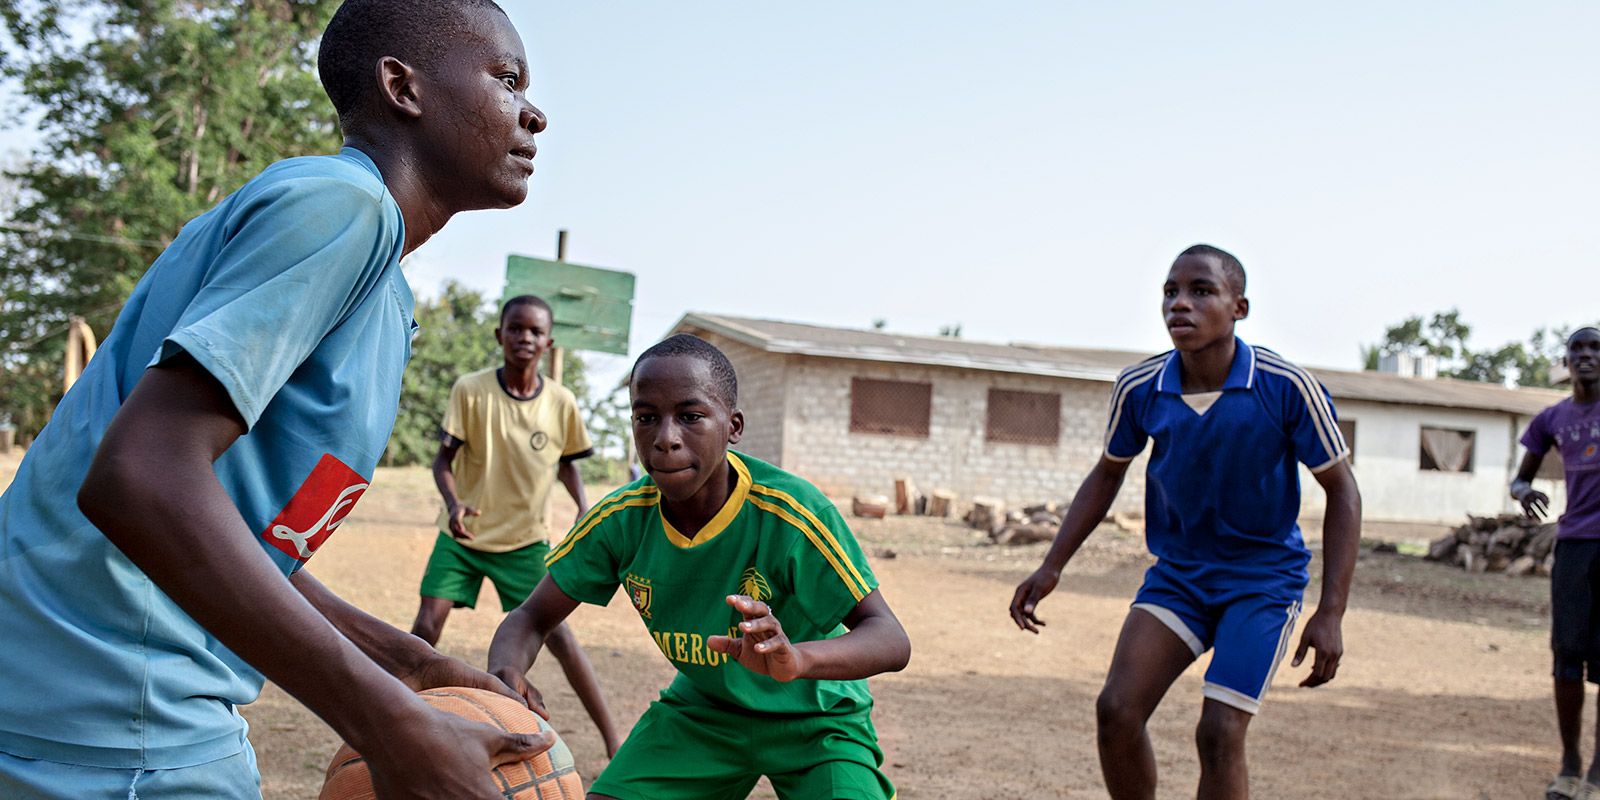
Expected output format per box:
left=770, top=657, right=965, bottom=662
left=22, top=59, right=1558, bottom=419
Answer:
left=319, top=686, right=583, bottom=800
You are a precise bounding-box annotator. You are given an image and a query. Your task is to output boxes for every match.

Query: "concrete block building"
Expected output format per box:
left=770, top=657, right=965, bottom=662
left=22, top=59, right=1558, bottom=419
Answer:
left=670, top=313, right=1567, bottom=525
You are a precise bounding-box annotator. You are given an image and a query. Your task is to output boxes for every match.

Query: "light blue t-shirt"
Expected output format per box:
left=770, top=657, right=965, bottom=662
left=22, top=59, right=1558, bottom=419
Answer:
left=0, top=148, right=413, bottom=769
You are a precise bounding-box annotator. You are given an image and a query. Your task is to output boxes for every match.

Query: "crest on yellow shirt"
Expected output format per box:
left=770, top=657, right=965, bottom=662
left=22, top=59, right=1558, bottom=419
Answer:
left=737, top=567, right=772, bottom=604
left=625, top=573, right=652, bottom=619
left=529, top=430, right=549, bottom=451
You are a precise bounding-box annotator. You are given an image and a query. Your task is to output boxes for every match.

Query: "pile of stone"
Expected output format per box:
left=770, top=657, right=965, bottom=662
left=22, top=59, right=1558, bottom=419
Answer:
left=1424, top=514, right=1557, bottom=576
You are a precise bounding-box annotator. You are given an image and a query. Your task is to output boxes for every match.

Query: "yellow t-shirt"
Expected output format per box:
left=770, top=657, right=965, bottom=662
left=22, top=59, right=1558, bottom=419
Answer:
left=437, top=368, right=593, bottom=552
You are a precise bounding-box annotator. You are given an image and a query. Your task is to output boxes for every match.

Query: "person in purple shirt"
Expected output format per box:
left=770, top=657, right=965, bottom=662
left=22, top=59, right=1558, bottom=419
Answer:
left=1513, top=326, right=1600, bottom=800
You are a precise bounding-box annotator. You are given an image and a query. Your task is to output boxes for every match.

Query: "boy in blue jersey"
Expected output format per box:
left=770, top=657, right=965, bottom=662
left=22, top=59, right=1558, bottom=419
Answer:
left=0, top=2, right=556, bottom=798
left=1009, top=244, right=1362, bottom=799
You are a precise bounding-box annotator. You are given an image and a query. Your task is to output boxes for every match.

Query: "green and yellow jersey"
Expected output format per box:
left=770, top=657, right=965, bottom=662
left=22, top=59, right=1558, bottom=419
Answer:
left=546, top=451, right=878, bottom=716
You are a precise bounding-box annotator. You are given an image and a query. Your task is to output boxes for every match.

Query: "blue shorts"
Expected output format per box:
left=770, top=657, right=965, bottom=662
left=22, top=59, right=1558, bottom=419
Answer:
left=1132, top=563, right=1303, bottom=715
left=0, top=744, right=260, bottom=800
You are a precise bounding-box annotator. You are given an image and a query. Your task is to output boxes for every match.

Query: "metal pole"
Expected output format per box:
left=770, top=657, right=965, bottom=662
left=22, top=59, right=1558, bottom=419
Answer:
left=550, top=230, right=567, bottom=386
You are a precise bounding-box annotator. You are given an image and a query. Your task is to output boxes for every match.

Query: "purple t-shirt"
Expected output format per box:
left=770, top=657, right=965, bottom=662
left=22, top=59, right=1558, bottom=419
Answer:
left=1522, top=398, right=1600, bottom=539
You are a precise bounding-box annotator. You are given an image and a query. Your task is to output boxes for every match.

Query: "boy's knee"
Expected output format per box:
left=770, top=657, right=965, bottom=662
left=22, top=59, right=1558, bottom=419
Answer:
left=1095, top=686, right=1143, bottom=738
left=1194, top=710, right=1249, bottom=762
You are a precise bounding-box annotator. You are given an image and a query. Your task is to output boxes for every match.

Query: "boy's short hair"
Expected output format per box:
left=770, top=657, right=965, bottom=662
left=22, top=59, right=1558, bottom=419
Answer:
left=1179, top=243, right=1246, bottom=296
left=500, top=294, right=553, bottom=325
left=318, top=0, right=508, bottom=120
left=632, top=334, right=739, bottom=409
left=1568, top=327, right=1600, bottom=346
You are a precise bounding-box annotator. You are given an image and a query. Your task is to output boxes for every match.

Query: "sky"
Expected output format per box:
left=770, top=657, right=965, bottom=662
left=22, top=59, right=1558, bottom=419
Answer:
left=5, top=2, right=1597, bottom=383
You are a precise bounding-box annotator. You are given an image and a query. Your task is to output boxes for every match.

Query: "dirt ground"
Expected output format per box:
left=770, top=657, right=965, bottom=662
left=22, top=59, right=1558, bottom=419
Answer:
left=0, top=451, right=1568, bottom=798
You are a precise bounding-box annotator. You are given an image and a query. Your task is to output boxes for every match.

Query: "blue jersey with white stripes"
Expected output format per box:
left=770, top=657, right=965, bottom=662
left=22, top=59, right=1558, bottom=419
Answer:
left=1103, top=339, right=1348, bottom=589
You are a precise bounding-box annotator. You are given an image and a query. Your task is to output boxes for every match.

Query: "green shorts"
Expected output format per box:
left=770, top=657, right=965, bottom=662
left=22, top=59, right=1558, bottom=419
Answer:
left=590, top=693, right=895, bottom=800
left=418, top=533, right=548, bottom=612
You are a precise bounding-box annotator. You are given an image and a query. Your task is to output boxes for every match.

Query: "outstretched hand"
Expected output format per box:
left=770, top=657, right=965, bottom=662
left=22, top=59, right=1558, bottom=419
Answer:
left=1519, top=488, right=1551, bottom=520
left=1009, top=567, right=1061, bottom=634
left=707, top=594, right=808, bottom=682
left=1291, top=608, right=1343, bottom=688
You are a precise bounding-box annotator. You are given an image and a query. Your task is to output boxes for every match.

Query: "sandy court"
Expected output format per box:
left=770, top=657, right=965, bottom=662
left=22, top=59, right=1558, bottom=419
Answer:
left=0, top=452, right=1566, bottom=797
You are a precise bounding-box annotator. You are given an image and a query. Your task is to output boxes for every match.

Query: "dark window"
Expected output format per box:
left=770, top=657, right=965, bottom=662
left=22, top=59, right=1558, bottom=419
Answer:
left=1336, top=419, right=1356, bottom=465
left=849, top=378, right=931, bottom=438
left=1420, top=426, right=1475, bottom=473
left=986, top=388, right=1061, bottom=445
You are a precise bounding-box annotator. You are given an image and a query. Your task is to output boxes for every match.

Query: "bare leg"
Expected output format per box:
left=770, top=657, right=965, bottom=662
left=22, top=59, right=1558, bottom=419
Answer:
left=409, top=596, right=456, bottom=648
left=1096, top=609, right=1201, bottom=800
left=1556, top=677, right=1586, bottom=779
left=1195, top=699, right=1252, bottom=800
left=1585, top=682, right=1600, bottom=785
left=546, top=621, right=624, bottom=756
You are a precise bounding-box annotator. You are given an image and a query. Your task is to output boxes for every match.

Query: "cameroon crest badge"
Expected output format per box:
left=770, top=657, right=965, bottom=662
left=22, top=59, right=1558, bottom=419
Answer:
left=625, top=574, right=653, bottom=619
left=737, top=567, right=772, bottom=603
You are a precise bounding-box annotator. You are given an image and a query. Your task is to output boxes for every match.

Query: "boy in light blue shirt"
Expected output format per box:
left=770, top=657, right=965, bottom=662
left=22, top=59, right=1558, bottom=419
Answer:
left=0, top=1, right=557, bottom=797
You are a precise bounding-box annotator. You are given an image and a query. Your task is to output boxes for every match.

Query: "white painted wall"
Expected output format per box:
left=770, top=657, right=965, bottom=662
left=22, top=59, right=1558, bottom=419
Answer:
left=693, top=330, right=1570, bottom=526
left=1300, top=399, right=1566, bottom=523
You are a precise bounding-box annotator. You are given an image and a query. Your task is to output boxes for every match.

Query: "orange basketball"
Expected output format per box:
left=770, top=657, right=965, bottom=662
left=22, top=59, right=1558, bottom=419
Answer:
left=319, top=686, right=584, bottom=800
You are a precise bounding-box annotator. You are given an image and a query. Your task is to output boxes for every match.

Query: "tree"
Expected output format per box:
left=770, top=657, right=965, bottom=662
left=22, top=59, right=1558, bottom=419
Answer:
left=1364, top=309, right=1576, bottom=388
left=386, top=282, right=500, bottom=467
left=0, top=0, right=343, bottom=438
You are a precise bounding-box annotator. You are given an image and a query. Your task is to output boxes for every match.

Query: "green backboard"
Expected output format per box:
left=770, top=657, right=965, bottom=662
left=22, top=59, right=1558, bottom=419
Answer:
left=504, top=255, right=635, bottom=355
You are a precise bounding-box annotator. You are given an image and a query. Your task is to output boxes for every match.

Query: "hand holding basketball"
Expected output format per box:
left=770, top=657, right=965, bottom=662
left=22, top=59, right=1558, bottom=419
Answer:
left=708, top=594, right=807, bottom=682
left=397, top=650, right=530, bottom=709
left=490, top=664, right=549, bottom=717
left=340, top=701, right=550, bottom=800
left=322, top=687, right=580, bottom=800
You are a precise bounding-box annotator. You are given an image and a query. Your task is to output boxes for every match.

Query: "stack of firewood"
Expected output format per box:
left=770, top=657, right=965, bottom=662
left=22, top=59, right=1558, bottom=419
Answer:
left=1424, top=514, right=1557, bottom=576
left=964, top=500, right=1063, bottom=545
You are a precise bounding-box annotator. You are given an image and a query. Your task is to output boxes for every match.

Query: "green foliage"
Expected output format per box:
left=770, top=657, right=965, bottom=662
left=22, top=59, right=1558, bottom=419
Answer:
left=387, top=282, right=499, bottom=467
left=0, top=0, right=343, bottom=437
left=1365, top=309, right=1578, bottom=388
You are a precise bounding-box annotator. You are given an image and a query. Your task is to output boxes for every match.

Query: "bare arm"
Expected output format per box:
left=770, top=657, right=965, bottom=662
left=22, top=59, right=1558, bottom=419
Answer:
left=486, top=575, right=583, bottom=712
left=557, top=458, right=589, bottom=519
left=292, top=570, right=521, bottom=699
left=1292, top=459, right=1361, bottom=687
left=1009, top=455, right=1132, bottom=633
left=434, top=433, right=478, bottom=539
left=79, top=357, right=548, bottom=798
left=1510, top=450, right=1551, bottom=519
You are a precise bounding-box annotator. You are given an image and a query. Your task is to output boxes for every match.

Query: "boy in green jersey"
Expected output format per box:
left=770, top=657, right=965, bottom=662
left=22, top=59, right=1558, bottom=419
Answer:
left=488, top=334, right=912, bottom=800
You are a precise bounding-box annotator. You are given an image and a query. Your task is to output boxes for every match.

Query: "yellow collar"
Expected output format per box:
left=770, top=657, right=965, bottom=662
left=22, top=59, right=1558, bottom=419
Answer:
left=660, top=452, right=751, bottom=549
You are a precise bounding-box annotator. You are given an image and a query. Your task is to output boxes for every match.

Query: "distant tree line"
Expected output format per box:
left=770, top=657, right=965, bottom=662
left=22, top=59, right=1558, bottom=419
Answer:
left=0, top=2, right=632, bottom=486
left=1362, top=309, right=1580, bottom=388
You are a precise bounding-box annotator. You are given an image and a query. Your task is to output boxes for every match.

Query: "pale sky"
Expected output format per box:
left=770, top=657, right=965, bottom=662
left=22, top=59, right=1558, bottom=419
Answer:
left=7, top=2, right=1597, bottom=382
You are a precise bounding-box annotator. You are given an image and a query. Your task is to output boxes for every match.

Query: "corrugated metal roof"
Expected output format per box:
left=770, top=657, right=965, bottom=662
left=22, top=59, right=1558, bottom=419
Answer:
left=674, top=312, right=1565, bottom=417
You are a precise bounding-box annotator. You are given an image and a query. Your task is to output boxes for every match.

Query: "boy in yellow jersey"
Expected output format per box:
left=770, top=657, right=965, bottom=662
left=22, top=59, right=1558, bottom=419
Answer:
left=411, top=294, right=621, bottom=755
left=487, top=333, right=911, bottom=800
